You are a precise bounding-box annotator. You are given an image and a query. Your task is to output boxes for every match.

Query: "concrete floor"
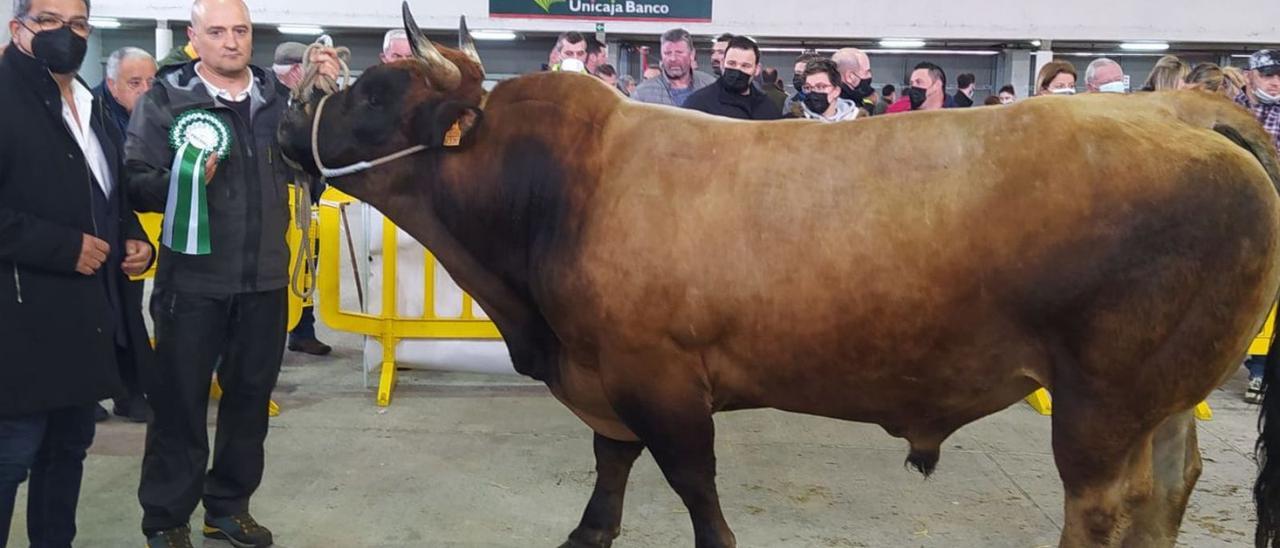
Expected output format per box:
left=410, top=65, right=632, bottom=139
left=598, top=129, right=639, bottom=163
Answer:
left=6, top=321, right=1265, bottom=547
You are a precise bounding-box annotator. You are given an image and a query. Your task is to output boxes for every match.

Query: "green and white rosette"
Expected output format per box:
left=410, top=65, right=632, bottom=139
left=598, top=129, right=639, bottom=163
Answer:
left=162, top=110, right=231, bottom=255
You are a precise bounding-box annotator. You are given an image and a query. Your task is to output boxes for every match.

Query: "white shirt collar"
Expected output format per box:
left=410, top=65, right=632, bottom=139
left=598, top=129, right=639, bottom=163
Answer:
left=61, top=79, right=114, bottom=197
left=195, top=62, right=255, bottom=102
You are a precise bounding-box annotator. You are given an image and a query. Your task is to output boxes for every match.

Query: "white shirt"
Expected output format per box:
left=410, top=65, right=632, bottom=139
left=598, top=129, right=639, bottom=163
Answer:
left=195, top=62, right=255, bottom=102
left=61, top=79, right=114, bottom=197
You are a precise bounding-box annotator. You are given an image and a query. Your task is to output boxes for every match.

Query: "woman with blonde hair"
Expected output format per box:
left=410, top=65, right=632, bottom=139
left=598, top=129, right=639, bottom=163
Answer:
left=1183, top=62, right=1226, bottom=92
left=1223, top=66, right=1248, bottom=99
left=1036, top=59, right=1078, bottom=95
left=1141, top=55, right=1189, bottom=91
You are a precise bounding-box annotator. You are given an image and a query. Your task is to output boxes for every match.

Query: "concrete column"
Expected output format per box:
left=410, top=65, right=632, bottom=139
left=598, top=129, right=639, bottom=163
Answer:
left=79, top=28, right=104, bottom=85
left=156, top=20, right=174, bottom=59
left=1001, top=49, right=1033, bottom=100
left=1032, top=41, right=1054, bottom=96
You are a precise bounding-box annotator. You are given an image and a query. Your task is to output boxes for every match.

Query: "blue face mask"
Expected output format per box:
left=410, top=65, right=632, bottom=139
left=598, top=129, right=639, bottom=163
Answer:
left=1098, top=81, right=1127, bottom=94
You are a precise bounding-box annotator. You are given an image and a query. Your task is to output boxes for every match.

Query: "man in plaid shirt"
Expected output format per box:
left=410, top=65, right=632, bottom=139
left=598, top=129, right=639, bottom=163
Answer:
left=1237, top=49, right=1280, bottom=158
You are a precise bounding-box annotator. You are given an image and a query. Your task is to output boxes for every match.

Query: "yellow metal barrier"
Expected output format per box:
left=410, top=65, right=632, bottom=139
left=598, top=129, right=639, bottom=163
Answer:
left=1023, top=305, right=1276, bottom=420
left=135, top=185, right=314, bottom=417
left=316, top=190, right=501, bottom=406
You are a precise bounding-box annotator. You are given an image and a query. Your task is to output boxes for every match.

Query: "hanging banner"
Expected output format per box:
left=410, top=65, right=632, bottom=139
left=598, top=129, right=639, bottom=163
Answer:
left=490, top=0, right=712, bottom=22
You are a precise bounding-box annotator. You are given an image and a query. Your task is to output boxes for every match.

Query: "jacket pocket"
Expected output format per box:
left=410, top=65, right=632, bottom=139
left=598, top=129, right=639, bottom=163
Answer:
left=12, top=265, right=23, bottom=304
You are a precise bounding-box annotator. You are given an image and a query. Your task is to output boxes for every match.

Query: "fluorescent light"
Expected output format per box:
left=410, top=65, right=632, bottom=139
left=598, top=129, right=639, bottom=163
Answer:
left=872, top=49, right=999, bottom=56
left=1030, top=40, right=1042, bottom=47
left=1119, top=42, right=1169, bottom=51
left=879, top=39, right=925, bottom=48
left=277, top=25, right=325, bottom=35
left=470, top=30, right=517, bottom=41
left=88, top=17, right=121, bottom=29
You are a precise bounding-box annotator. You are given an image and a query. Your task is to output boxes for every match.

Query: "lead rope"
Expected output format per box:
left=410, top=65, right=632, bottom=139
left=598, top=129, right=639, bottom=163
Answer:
left=289, top=35, right=351, bottom=301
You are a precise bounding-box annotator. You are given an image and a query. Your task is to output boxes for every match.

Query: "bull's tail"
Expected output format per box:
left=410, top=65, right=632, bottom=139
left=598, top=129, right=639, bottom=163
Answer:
left=1213, top=121, right=1280, bottom=196
left=1259, top=331, right=1280, bottom=547
left=1225, top=108, right=1280, bottom=547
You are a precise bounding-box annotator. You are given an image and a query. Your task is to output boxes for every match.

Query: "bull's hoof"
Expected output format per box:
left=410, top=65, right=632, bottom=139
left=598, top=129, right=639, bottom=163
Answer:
left=558, top=528, right=616, bottom=548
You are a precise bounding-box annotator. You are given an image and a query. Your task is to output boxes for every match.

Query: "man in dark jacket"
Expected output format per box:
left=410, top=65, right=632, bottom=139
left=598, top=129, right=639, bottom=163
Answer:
left=94, top=45, right=158, bottom=423
left=683, top=35, right=782, bottom=121
left=1, top=0, right=155, bottom=544
left=123, top=0, right=336, bottom=546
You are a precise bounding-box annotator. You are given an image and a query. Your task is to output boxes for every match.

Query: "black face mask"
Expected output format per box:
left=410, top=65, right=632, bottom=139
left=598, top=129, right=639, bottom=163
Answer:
left=906, top=86, right=928, bottom=110
left=841, top=77, right=874, bottom=101
left=803, top=92, right=831, bottom=114
left=28, top=26, right=88, bottom=74
left=719, top=68, right=752, bottom=94
left=793, top=74, right=806, bottom=94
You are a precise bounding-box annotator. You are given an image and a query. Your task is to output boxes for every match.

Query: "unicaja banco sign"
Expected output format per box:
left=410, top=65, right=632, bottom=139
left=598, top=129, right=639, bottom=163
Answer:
left=490, top=0, right=712, bottom=22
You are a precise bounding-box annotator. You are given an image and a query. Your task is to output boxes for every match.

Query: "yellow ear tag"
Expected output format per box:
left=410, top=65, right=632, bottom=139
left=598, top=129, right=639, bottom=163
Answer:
left=443, top=121, right=462, bottom=147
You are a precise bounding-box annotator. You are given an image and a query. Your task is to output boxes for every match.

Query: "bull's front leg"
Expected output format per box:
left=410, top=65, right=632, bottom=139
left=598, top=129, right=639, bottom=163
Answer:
left=599, top=350, right=737, bottom=548
left=560, top=433, right=645, bottom=548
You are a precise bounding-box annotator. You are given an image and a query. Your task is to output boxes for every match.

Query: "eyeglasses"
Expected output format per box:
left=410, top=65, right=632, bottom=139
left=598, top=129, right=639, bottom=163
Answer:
left=802, top=83, right=834, bottom=93
left=22, top=13, right=92, bottom=36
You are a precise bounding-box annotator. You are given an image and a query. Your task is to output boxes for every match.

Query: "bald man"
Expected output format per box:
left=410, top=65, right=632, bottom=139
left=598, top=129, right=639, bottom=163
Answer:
left=831, top=47, right=876, bottom=115
left=124, top=2, right=337, bottom=546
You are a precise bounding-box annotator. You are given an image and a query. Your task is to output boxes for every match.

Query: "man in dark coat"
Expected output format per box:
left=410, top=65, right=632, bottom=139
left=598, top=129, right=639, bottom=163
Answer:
left=0, top=0, right=155, bottom=545
left=683, top=36, right=782, bottom=121
left=94, top=45, right=159, bottom=423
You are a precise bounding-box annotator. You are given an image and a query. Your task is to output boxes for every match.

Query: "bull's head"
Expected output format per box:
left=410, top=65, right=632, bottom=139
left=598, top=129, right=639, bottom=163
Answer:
left=278, top=3, right=486, bottom=196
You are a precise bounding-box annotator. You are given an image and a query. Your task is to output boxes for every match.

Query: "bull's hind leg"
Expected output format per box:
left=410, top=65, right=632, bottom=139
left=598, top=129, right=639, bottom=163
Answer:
left=560, top=433, right=646, bottom=548
left=1119, top=410, right=1201, bottom=547
left=598, top=351, right=736, bottom=548
left=1053, top=405, right=1200, bottom=548
left=1053, top=395, right=1160, bottom=548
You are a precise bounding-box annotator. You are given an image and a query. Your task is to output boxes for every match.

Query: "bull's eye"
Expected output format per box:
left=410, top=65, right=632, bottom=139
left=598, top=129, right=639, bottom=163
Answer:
left=367, top=95, right=382, bottom=109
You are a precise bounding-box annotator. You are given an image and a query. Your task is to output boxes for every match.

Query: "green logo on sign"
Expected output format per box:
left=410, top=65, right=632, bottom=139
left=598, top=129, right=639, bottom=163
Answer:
left=533, top=0, right=565, bottom=12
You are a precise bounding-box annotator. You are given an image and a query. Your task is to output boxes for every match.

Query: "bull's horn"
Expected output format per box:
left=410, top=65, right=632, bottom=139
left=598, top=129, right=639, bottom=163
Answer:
left=458, top=15, right=485, bottom=74
left=401, top=1, right=461, bottom=91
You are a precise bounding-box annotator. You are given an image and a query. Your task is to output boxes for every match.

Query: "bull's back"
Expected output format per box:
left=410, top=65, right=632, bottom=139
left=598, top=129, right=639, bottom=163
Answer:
left=566, top=93, right=1280, bottom=420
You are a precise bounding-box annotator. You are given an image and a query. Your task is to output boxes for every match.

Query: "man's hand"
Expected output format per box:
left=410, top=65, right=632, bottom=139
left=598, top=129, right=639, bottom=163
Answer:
left=309, top=47, right=342, bottom=81
left=122, top=239, right=153, bottom=276
left=77, top=234, right=110, bottom=275
left=204, top=153, right=219, bottom=185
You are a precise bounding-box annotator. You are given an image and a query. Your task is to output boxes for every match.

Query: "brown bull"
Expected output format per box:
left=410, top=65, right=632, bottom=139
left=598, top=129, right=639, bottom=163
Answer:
left=278, top=6, right=1280, bottom=547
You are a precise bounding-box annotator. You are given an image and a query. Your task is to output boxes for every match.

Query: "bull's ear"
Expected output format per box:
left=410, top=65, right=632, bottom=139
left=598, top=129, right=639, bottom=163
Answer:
left=412, top=101, right=482, bottom=149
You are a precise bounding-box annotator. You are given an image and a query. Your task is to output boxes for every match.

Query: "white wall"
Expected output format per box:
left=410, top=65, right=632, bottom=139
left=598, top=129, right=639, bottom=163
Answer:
left=1, top=0, right=12, bottom=44
left=92, top=0, right=1280, bottom=44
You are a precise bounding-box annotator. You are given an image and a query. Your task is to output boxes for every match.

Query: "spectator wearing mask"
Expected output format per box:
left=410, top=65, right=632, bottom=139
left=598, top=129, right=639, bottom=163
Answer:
left=1036, top=60, right=1078, bottom=96
left=791, top=59, right=860, bottom=122
left=953, top=73, right=976, bottom=107
left=550, top=31, right=589, bottom=73
left=761, top=66, right=787, bottom=112
left=874, top=84, right=896, bottom=115
left=633, top=28, right=716, bottom=107
left=1085, top=57, right=1126, bottom=93
left=617, top=74, right=637, bottom=97
left=1245, top=50, right=1280, bottom=403
left=831, top=48, right=876, bottom=114
left=683, top=35, right=781, bottom=120
left=380, top=29, right=412, bottom=64
left=271, top=41, right=306, bottom=95
left=1, top=0, right=156, bottom=543
left=888, top=62, right=955, bottom=113
left=585, top=35, right=607, bottom=74
left=997, top=84, right=1017, bottom=104
left=1141, top=55, right=1188, bottom=92
left=783, top=52, right=823, bottom=117
left=710, top=32, right=733, bottom=77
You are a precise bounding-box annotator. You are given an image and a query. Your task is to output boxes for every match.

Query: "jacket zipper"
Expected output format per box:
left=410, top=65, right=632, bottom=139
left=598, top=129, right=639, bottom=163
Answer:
left=12, top=266, right=22, bottom=304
